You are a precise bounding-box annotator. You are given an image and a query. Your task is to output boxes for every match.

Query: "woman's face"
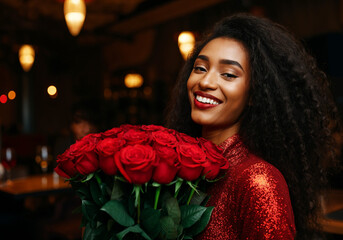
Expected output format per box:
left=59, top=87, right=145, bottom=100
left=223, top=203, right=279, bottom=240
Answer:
left=187, top=37, right=250, bottom=135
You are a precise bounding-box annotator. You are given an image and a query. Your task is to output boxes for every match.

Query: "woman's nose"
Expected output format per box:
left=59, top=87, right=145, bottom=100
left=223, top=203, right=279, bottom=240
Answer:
left=198, top=71, right=218, bottom=90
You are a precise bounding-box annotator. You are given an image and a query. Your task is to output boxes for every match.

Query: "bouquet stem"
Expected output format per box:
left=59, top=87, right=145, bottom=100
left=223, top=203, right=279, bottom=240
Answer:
left=187, top=178, right=201, bottom=205
left=134, top=185, right=142, bottom=224
left=174, top=179, right=183, bottom=198
left=154, top=185, right=161, bottom=210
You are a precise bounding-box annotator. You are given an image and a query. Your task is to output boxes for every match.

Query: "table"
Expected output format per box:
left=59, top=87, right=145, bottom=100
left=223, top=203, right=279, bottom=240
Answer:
left=0, top=173, right=78, bottom=239
left=321, top=189, right=343, bottom=235
left=0, top=172, right=72, bottom=199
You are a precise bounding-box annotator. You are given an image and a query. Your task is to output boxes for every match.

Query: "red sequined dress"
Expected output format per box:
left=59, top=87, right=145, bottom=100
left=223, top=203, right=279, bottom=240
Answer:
left=197, top=134, right=296, bottom=239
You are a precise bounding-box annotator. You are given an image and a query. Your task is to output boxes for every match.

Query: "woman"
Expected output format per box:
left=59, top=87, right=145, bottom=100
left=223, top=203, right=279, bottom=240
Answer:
left=167, top=14, right=340, bottom=239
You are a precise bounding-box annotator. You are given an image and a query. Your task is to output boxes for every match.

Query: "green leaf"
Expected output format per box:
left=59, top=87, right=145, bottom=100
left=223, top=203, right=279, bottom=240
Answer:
left=186, top=206, right=214, bottom=237
left=177, top=225, right=184, bottom=239
left=74, top=184, right=92, bottom=200
left=164, top=197, right=181, bottom=225
left=111, top=179, right=125, bottom=200
left=100, top=182, right=110, bottom=200
left=82, top=222, right=107, bottom=240
left=82, top=173, right=95, bottom=182
left=180, top=205, right=207, bottom=229
left=141, top=208, right=161, bottom=239
left=160, top=216, right=178, bottom=239
left=83, top=223, right=96, bottom=240
left=82, top=200, right=99, bottom=222
left=90, top=179, right=102, bottom=206
left=116, top=224, right=152, bottom=240
left=152, top=182, right=161, bottom=187
left=189, top=190, right=207, bottom=206
left=127, top=194, right=136, bottom=217
left=174, top=179, right=183, bottom=193
left=114, top=175, right=128, bottom=182
left=100, top=199, right=135, bottom=227
left=186, top=181, right=199, bottom=194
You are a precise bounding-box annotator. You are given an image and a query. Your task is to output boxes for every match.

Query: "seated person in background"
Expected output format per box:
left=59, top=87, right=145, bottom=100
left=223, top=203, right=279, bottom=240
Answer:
left=53, top=100, right=101, bottom=158
left=71, top=102, right=100, bottom=140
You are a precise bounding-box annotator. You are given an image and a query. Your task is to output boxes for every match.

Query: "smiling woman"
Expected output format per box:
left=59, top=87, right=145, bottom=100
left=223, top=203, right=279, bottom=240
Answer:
left=166, top=13, right=341, bottom=239
left=187, top=38, right=250, bottom=144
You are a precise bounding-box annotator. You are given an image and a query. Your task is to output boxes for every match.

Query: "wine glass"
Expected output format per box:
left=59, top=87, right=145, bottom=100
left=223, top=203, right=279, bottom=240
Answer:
left=1, top=147, right=16, bottom=183
left=35, top=145, right=51, bottom=174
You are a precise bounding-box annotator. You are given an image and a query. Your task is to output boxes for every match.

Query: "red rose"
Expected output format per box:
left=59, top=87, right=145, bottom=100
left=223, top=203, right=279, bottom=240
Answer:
left=96, top=138, right=126, bottom=175
left=101, top=127, right=123, bottom=138
left=115, top=145, right=156, bottom=184
left=177, top=132, right=199, bottom=144
left=177, top=143, right=206, bottom=181
left=152, top=145, right=179, bottom=184
left=141, top=125, right=166, bottom=132
left=69, top=135, right=99, bottom=175
left=199, top=138, right=229, bottom=179
left=123, top=129, right=150, bottom=145
left=151, top=130, right=177, bottom=148
left=55, top=149, right=78, bottom=178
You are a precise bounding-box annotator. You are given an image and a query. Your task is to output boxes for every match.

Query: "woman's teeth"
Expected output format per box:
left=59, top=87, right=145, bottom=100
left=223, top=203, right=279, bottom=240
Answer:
left=196, top=95, right=219, bottom=105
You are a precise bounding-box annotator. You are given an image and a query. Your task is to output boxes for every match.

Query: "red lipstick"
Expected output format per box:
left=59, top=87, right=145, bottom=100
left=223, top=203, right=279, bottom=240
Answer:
left=193, top=91, right=222, bottom=109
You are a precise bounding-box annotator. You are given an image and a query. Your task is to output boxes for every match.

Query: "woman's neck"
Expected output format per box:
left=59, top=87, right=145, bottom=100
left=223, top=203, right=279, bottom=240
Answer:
left=202, top=124, right=239, bottom=145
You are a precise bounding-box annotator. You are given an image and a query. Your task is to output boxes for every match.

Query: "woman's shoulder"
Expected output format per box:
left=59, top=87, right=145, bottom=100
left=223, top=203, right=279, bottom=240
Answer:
left=232, top=153, right=290, bottom=193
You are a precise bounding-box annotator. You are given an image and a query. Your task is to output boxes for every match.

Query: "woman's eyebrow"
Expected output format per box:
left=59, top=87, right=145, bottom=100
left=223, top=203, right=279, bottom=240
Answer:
left=219, top=59, right=244, bottom=72
left=196, top=55, right=209, bottom=61
left=196, top=55, right=244, bottom=72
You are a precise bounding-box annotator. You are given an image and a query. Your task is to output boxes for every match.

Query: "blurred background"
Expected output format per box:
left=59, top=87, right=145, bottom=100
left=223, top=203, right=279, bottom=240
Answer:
left=0, top=0, right=343, bottom=239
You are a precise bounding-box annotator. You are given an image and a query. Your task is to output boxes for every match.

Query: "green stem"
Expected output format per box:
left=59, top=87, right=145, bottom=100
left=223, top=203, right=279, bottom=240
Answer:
left=154, top=185, right=161, bottom=210
left=134, top=185, right=141, bottom=224
left=137, top=194, right=141, bottom=224
left=187, top=178, right=201, bottom=205
left=95, top=173, right=102, bottom=185
left=174, top=179, right=183, bottom=198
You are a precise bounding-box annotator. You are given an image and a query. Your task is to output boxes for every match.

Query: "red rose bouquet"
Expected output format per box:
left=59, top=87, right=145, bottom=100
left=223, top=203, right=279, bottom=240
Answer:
left=55, top=124, right=228, bottom=240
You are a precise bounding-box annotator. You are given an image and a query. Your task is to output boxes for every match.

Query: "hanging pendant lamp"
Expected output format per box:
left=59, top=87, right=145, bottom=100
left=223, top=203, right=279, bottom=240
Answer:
left=19, top=44, right=35, bottom=72
left=64, top=0, right=86, bottom=36
left=178, top=31, right=195, bottom=60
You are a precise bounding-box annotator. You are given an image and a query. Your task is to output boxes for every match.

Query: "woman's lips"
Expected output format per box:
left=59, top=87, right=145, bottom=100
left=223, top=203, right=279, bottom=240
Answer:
left=193, top=91, right=222, bottom=109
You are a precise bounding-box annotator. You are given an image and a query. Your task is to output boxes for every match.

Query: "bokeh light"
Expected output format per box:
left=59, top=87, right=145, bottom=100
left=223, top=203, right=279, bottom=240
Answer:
left=47, top=85, right=57, bottom=96
left=0, top=94, right=8, bottom=104
left=19, top=44, right=35, bottom=72
left=8, top=90, right=16, bottom=100
left=178, top=31, right=195, bottom=60
left=124, top=73, right=143, bottom=88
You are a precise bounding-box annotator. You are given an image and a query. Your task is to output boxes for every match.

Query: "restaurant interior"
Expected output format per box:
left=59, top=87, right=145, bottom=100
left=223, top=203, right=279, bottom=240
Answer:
left=0, top=0, right=342, bottom=239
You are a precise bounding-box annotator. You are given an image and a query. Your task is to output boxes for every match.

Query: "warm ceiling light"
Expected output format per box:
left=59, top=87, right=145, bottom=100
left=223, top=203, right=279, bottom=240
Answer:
left=64, top=0, right=86, bottom=36
left=19, top=44, right=35, bottom=72
left=178, top=31, right=195, bottom=60
left=8, top=91, right=16, bottom=100
left=47, top=85, right=57, bottom=97
left=124, top=73, right=144, bottom=88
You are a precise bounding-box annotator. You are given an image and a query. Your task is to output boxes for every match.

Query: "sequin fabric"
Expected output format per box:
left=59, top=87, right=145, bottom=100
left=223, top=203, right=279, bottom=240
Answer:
left=197, top=134, right=296, bottom=239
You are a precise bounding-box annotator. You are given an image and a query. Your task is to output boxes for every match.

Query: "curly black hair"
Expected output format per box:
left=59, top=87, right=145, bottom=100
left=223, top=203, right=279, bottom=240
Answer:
left=166, top=13, right=341, bottom=239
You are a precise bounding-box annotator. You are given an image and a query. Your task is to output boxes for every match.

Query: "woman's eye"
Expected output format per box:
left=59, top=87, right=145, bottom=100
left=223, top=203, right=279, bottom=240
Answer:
left=221, top=73, right=238, bottom=79
left=193, top=66, right=207, bottom=73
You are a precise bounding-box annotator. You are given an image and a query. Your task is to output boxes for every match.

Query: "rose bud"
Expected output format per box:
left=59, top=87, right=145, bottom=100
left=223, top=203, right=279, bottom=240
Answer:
left=115, top=144, right=156, bottom=185
left=69, top=134, right=99, bottom=175
left=55, top=149, right=78, bottom=179
left=152, top=145, right=179, bottom=184
left=199, top=138, right=229, bottom=179
left=177, top=143, right=206, bottom=181
left=96, top=138, right=126, bottom=175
